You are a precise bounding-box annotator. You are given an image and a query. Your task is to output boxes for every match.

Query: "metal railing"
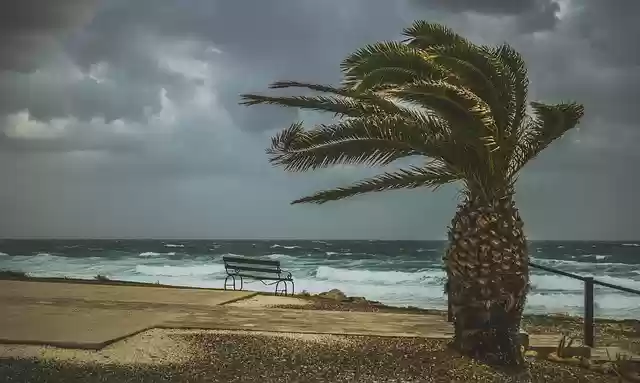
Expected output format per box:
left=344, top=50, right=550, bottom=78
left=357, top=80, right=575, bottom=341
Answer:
left=446, top=261, right=640, bottom=347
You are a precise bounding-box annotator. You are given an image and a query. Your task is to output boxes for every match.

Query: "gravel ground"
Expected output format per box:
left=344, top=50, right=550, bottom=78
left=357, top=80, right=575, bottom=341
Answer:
left=273, top=296, right=640, bottom=350
left=0, top=331, right=618, bottom=383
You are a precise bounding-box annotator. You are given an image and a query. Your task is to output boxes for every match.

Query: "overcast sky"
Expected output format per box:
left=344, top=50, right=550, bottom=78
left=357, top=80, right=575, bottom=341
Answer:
left=0, top=0, right=638, bottom=240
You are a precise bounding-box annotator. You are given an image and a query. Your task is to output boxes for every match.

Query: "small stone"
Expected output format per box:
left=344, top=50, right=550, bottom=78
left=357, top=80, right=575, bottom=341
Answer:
left=318, top=289, right=347, bottom=301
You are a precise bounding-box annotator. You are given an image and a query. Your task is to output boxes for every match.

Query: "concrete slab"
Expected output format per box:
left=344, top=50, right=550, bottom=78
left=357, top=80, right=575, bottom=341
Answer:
left=0, top=302, right=173, bottom=349
left=0, top=280, right=255, bottom=349
left=0, top=279, right=253, bottom=306
left=163, top=306, right=455, bottom=338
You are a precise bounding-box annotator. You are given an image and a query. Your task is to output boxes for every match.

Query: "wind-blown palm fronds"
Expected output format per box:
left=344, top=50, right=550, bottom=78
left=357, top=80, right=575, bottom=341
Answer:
left=240, top=21, right=583, bottom=204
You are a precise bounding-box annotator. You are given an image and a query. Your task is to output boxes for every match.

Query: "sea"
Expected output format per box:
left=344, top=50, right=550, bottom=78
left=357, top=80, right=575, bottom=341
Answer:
left=0, top=240, right=639, bottom=319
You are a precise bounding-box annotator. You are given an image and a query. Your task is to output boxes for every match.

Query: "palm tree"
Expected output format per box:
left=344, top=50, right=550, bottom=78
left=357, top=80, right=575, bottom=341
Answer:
left=240, top=21, right=583, bottom=367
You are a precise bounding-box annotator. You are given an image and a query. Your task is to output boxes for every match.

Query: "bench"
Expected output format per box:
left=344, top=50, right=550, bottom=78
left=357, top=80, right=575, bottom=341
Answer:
left=222, top=256, right=295, bottom=296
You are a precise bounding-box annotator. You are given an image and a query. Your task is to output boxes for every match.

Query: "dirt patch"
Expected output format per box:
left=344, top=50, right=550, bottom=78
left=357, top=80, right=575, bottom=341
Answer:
left=0, top=329, right=191, bottom=366
left=225, top=295, right=313, bottom=308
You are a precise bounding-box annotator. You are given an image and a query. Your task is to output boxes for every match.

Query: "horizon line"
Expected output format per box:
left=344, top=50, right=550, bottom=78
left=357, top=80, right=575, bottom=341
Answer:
left=1, top=238, right=638, bottom=242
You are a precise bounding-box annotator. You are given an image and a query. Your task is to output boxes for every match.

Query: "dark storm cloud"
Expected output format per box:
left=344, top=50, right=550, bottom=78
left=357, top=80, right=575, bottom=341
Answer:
left=0, top=0, right=98, bottom=71
left=410, top=0, right=561, bottom=31
left=0, top=0, right=638, bottom=239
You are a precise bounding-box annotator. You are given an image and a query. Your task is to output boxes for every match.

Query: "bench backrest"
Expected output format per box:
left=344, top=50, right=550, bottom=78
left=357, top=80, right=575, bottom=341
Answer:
left=223, top=256, right=282, bottom=274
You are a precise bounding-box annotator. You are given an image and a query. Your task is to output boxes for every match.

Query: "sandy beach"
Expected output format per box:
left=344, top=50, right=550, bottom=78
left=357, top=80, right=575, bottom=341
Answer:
left=0, top=276, right=637, bottom=382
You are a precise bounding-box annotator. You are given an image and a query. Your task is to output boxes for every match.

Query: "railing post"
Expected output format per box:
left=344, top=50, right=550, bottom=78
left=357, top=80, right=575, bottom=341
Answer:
left=584, top=277, right=595, bottom=347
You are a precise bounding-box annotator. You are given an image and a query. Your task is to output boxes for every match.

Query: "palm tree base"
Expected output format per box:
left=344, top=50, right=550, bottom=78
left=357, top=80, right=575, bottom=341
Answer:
left=451, top=302, right=526, bottom=368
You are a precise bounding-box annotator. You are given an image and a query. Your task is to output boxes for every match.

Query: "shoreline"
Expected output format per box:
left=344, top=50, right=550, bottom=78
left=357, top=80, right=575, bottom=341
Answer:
left=1, top=271, right=638, bottom=324
left=0, top=275, right=637, bottom=382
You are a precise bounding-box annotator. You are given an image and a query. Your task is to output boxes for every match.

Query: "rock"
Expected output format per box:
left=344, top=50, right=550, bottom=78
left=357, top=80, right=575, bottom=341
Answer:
left=349, top=296, right=368, bottom=304
left=318, top=289, right=347, bottom=301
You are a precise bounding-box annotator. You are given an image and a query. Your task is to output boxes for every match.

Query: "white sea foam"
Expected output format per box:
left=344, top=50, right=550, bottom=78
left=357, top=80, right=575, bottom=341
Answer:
left=580, top=254, right=609, bottom=260
left=164, top=243, right=185, bottom=248
left=622, top=243, right=640, bottom=247
left=270, top=244, right=302, bottom=249
left=315, top=265, right=442, bottom=284
left=0, top=252, right=8, bottom=256
left=265, top=253, right=296, bottom=261
left=135, top=264, right=225, bottom=277
left=139, top=252, right=160, bottom=257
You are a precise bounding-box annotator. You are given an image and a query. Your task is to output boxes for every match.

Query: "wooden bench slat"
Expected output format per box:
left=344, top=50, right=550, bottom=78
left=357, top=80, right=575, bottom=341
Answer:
left=233, top=273, right=288, bottom=281
left=223, top=256, right=280, bottom=267
left=226, top=265, right=282, bottom=274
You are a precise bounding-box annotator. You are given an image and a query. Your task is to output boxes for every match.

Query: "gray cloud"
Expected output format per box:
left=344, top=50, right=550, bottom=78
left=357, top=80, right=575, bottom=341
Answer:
left=410, top=0, right=561, bottom=32
left=0, top=0, right=638, bottom=240
left=0, top=0, right=98, bottom=72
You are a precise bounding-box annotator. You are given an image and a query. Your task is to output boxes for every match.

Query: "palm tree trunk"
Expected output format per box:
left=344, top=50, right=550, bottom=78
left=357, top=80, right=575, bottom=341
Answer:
left=444, top=194, right=529, bottom=367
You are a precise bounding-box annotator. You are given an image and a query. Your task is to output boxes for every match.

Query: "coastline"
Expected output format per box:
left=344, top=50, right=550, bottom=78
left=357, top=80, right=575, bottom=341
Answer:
left=1, top=271, right=638, bottom=324
left=0, top=274, right=637, bottom=382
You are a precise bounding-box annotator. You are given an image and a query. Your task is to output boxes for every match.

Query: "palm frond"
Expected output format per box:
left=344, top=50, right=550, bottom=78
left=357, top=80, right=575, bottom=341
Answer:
left=389, top=80, right=498, bottom=145
left=509, top=102, right=585, bottom=177
left=425, top=44, right=511, bottom=132
left=402, top=21, right=464, bottom=48
left=267, top=115, right=450, bottom=171
left=493, top=44, right=529, bottom=138
left=246, top=80, right=447, bottom=125
left=239, top=93, right=377, bottom=118
left=268, top=81, right=349, bottom=96
left=340, top=41, right=448, bottom=89
left=292, top=165, right=460, bottom=204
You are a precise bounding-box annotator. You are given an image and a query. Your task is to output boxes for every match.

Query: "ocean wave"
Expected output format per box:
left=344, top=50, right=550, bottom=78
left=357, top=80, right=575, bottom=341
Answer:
left=531, top=257, right=630, bottom=269
left=315, top=265, right=442, bottom=284
left=0, top=252, right=8, bottom=256
left=270, top=244, right=301, bottom=249
left=135, top=264, right=225, bottom=277
left=579, top=254, right=609, bottom=260
left=265, top=253, right=296, bottom=261
left=416, top=248, right=438, bottom=253
left=526, top=292, right=640, bottom=315
left=164, top=243, right=185, bottom=248
left=531, top=273, right=640, bottom=293
left=139, top=252, right=177, bottom=257
left=531, top=274, right=583, bottom=292
left=325, top=251, right=353, bottom=256
left=622, top=243, right=640, bottom=247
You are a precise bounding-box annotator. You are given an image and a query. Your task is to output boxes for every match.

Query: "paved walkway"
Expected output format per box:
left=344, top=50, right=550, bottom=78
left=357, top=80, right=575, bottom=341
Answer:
left=0, top=280, right=253, bottom=349
left=0, top=279, right=583, bottom=355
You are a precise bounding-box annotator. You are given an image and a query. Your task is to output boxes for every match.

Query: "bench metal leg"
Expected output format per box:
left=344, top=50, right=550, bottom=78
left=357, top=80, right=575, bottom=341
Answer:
left=274, top=280, right=294, bottom=296
left=224, top=275, right=243, bottom=291
left=275, top=280, right=288, bottom=296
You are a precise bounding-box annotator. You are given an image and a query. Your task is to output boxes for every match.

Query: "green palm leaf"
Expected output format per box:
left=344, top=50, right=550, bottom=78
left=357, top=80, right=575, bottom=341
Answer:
left=402, top=21, right=464, bottom=48
left=390, top=80, right=498, bottom=147
left=267, top=115, right=450, bottom=171
left=292, top=165, right=460, bottom=204
left=509, top=102, right=585, bottom=176
left=239, top=93, right=372, bottom=118
left=340, top=42, right=448, bottom=89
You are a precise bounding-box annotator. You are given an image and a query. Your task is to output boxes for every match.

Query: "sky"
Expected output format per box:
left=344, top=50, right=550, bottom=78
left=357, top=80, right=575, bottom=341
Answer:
left=0, top=0, right=638, bottom=240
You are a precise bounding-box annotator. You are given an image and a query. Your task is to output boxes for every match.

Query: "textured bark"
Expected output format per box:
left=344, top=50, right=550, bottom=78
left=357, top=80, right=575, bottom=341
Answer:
left=444, top=194, right=529, bottom=367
